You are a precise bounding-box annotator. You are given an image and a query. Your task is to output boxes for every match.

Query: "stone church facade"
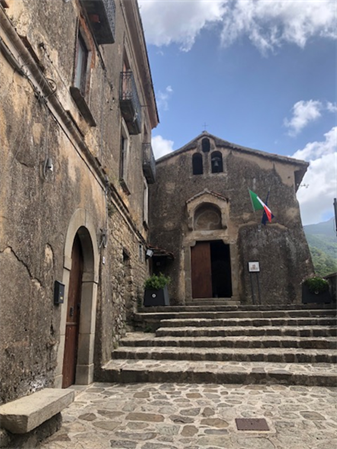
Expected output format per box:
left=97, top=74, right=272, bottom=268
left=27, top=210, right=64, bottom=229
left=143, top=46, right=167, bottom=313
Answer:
left=148, top=132, right=314, bottom=305
left=0, top=0, right=157, bottom=403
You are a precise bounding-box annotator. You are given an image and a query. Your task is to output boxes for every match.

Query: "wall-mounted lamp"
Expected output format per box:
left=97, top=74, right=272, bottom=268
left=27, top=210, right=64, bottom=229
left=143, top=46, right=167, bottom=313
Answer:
left=43, top=157, right=53, bottom=178
left=99, top=228, right=108, bottom=249
left=145, top=249, right=153, bottom=259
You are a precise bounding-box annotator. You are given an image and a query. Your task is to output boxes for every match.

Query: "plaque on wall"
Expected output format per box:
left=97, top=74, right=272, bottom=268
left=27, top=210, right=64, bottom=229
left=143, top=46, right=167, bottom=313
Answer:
left=248, top=261, right=260, bottom=272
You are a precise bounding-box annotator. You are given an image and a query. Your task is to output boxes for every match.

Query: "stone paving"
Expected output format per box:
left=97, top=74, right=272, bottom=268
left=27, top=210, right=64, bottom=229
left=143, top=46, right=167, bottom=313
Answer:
left=40, top=382, right=337, bottom=449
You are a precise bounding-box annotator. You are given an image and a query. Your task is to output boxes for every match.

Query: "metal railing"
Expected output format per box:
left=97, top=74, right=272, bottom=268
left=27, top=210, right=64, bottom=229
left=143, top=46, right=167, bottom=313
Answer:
left=120, top=70, right=142, bottom=134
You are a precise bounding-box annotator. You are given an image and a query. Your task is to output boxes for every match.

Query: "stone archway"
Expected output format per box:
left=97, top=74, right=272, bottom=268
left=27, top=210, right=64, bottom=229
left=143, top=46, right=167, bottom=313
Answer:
left=194, top=203, right=222, bottom=230
left=54, top=209, right=99, bottom=388
left=183, top=189, right=239, bottom=302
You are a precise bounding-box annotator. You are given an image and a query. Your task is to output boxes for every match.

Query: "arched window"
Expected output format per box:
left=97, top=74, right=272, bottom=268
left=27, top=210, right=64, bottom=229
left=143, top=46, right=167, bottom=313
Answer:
left=211, top=151, right=223, bottom=173
left=202, top=138, right=210, bottom=153
left=192, top=153, right=203, bottom=175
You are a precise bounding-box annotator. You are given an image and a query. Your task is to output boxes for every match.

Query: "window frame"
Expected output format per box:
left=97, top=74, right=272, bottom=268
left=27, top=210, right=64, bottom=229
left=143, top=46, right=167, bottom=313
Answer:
left=192, top=153, right=203, bottom=175
left=74, top=27, right=92, bottom=98
left=211, top=151, right=223, bottom=174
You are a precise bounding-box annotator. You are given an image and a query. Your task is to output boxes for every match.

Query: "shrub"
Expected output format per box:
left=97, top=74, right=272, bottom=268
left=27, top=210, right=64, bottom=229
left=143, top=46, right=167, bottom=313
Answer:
left=303, top=276, right=329, bottom=294
left=144, top=273, right=171, bottom=290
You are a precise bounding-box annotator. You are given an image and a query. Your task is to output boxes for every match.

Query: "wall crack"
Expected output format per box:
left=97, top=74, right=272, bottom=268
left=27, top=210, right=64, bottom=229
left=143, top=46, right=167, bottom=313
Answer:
left=1, top=246, right=43, bottom=287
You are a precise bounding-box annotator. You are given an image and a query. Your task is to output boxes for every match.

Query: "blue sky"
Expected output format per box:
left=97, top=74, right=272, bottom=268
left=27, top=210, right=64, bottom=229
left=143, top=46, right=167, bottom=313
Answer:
left=138, top=0, right=337, bottom=226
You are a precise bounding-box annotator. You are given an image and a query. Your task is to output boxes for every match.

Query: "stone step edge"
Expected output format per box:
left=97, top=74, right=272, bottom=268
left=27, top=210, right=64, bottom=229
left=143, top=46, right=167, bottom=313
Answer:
left=137, top=307, right=337, bottom=313
left=102, top=360, right=337, bottom=387
left=159, top=318, right=337, bottom=326
left=119, top=336, right=337, bottom=349
left=137, top=305, right=336, bottom=313
left=156, top=325, right=337, bottom=332
left=156, top=326, right=337, bottom=338
left=113, top=347, right=337, bottom=355
left=111, top=348, right=337, bottom=363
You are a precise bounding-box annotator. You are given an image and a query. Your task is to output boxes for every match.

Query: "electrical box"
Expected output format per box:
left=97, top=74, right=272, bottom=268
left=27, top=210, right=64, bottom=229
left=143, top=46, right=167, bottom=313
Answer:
left=54, top=281, right=65, bottom=305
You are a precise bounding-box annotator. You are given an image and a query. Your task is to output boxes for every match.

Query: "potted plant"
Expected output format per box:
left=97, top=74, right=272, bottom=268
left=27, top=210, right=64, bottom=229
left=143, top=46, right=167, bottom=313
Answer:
left=302, top=276, right=331, bottom=304
left=143, top=273, right=171, bottom=307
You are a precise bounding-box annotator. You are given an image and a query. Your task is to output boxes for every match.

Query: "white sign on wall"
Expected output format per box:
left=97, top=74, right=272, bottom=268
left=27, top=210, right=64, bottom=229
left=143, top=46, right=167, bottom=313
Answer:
left=248, top=261, right=260, bottom=272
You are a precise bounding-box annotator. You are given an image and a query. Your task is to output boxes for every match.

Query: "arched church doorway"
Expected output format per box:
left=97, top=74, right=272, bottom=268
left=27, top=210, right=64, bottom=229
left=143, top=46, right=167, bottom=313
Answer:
left=191, top=240, right=232, bottom=298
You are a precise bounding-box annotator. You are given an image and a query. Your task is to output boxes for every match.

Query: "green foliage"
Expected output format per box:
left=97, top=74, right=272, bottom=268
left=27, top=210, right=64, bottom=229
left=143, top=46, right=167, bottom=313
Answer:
left=304, top=219, right=337, bottom=277
left=309, top=246, right=337, bottom=277
left=306, top=234, right=337, bottom=261
left=144, top=273, right=171, bottom=290
left=303, top=276, right=329, bottom=294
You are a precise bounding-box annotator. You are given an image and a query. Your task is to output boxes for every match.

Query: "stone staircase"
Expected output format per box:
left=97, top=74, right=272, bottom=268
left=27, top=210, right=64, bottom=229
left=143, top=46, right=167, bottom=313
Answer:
left=102, top=304, right=337, bottom=386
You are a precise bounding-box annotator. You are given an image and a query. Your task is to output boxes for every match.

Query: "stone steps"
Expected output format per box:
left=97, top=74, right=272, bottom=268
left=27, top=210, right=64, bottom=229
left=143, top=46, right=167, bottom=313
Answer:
left=112, top=346, right=337, bottom=363
left=102, top=359, right=337, bottom=387
left=120, top=333, right=337, bottom=349
left=159, top=317, right=337, bottom=327
left=136, top=306, right=336, bottom=316
left=134, top=308, right=337, bottom=330
left=156, top=325, right=337, bottom=338
left=103, top=306, right=337, bottom=386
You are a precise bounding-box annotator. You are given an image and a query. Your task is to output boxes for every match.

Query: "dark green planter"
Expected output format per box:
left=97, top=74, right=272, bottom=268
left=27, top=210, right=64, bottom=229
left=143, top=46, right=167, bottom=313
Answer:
left=302, top=283, right=332, bottom=304
left=144, top=285, right=170, bottom=307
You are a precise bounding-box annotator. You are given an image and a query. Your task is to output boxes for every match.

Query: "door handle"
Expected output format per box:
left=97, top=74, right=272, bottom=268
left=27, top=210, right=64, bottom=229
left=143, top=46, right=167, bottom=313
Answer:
left=69, top=307, right=74, bottom=317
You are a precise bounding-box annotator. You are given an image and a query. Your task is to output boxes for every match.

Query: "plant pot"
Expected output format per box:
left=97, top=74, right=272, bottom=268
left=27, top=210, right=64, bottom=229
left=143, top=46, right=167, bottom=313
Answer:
left=144, top=285, right=170, bottom=307
left=302, top=283, right=332, bottom=304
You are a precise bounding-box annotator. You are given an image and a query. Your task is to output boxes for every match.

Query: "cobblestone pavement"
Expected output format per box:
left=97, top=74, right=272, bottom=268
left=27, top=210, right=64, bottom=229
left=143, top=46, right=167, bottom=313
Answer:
left=40, top=383, right=337, bottom=449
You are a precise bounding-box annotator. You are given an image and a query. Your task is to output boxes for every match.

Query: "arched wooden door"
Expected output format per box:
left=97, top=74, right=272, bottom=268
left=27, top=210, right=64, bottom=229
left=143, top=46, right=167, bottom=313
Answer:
left=62, top=234, right=83, bottom=388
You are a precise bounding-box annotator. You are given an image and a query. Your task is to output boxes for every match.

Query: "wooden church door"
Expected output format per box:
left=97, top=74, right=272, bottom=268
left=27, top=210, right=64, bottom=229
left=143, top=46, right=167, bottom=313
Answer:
left=191, top=242, right=212, bottom=298
left=62, top=234, right=83, bottom=388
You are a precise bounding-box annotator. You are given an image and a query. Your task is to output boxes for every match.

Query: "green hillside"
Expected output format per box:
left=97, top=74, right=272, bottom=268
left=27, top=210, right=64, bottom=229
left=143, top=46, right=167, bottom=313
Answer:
left=303, top=219, right=337, bottom=277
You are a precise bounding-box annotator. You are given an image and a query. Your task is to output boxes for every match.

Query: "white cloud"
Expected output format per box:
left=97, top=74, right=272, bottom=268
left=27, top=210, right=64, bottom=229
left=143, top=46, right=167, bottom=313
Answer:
left=284, top=100, right=337, bottom=136
left=219, top=0, right=337, bottom=54
left=157, top=85, right=173, bottom=111
left=327, top=101, right=337, bottom=113
left=293, top=127, right=337, bottom=225
left=139, top=0, right=337, bottom=53
left=139, top=0, right=225, bottom=51
left=284, top=100, right=323, bottom=136
left=152, top=135, right=175, bottom=159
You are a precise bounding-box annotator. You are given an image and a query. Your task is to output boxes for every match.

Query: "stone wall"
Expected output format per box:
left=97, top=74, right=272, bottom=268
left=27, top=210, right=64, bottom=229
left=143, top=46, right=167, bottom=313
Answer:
left=324, top=273, right=337, bottom=302
left=95, top=206, right=149, bottom=371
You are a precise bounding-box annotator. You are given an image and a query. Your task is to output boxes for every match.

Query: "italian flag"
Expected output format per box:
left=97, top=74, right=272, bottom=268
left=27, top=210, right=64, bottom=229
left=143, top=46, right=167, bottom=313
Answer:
left=249, top=190, right=273, bottom=223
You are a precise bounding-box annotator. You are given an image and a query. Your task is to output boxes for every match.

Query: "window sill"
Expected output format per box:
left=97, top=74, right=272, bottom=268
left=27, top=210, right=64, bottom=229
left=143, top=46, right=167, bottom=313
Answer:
left=70, top=87, right=96, bottom=127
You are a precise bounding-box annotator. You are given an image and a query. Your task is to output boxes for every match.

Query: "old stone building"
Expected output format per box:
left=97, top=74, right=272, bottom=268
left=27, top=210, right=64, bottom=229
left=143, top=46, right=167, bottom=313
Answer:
left=149, top=132, right=314, bottom=305
left=0, top=0, right=157, bottom=403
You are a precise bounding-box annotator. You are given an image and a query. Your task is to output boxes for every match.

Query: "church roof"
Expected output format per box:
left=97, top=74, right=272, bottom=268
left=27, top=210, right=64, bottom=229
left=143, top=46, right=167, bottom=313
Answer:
left=156, top=131, right=309, bottom=169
